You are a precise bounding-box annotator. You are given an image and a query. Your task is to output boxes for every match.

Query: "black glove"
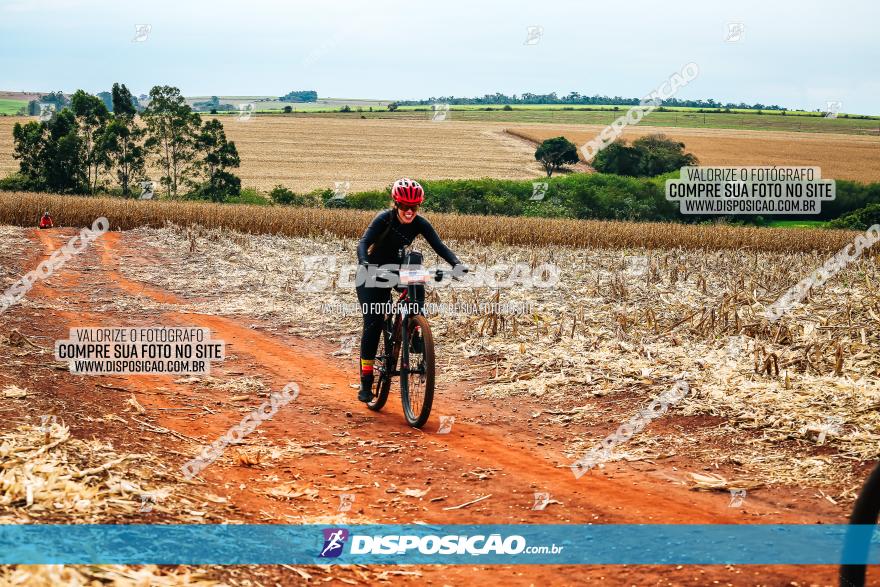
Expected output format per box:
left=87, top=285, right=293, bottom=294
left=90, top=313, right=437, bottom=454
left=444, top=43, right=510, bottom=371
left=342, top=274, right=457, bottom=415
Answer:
left=452, top=263, right=469, bottom=279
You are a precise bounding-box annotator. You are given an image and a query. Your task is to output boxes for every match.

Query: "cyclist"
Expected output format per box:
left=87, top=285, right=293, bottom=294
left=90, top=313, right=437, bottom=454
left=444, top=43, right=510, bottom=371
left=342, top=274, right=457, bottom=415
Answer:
left=355, top=178, right=464, bottom=403
left=38, top=211, right=54, bottom=229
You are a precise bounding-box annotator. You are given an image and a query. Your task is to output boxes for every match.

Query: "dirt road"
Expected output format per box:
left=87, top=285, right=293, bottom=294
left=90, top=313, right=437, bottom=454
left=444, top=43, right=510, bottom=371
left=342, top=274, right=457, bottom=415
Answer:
left=0, top=227, right=847, bottom=586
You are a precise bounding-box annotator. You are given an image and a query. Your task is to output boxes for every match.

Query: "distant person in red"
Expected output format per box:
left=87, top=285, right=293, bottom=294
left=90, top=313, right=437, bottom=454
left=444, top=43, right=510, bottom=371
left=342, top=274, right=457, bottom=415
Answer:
left=38, top=211, right=54, bottom=229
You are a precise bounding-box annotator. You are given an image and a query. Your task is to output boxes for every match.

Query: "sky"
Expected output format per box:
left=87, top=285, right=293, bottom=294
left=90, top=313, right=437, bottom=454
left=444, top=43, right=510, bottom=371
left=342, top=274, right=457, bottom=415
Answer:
left=1, top=0, right=878, bottom=114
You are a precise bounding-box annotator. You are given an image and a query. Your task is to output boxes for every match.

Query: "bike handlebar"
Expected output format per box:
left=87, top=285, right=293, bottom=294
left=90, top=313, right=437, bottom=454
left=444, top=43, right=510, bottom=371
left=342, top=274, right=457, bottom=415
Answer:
left=432, top=267, right=468, bottom=281
left=365, top=265, right=468, bottom=282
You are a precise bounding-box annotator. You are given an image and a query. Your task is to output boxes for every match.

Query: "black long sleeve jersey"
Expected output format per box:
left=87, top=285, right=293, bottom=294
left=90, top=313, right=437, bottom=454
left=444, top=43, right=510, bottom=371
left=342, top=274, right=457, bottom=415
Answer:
left=356, top=209, right=460, bottom=267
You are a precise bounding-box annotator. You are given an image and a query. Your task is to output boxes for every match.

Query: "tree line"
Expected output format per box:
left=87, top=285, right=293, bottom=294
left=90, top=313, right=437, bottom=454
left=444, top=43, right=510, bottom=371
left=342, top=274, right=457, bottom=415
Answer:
left=397, top=92, right=785, bottom=111
left=23, top=90, right=141, bottom=116
left=192, top=96, right=237, bottom=112
left=6, top=84, right=241, bottom=202
left=278, top=90, right=317, bottom=102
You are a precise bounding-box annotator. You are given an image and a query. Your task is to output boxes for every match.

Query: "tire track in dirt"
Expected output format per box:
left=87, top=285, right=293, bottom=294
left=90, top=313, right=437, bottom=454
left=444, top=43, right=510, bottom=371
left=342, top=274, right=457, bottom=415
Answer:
left=93, top=231, right=757, bottom=523
left=11, top=227, right=842, bottom=586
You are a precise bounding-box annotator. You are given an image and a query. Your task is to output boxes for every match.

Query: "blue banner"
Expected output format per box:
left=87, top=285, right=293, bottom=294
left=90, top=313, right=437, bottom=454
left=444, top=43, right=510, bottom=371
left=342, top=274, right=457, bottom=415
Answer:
left=0, top=524, right=878, bottom=565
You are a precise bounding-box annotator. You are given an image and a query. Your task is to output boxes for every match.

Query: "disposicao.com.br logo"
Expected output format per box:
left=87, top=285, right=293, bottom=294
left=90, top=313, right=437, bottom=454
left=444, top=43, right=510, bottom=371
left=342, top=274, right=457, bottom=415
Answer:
left=319, top=528, right=564, bottom=558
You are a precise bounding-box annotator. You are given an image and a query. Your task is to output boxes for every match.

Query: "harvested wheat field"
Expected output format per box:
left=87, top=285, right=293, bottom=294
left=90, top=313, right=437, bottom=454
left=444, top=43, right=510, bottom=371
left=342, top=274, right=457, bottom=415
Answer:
left=1, top=219, right=877, bottom=585
left=507, top=124, right=880, bottom=183
left=4, top=115, right=878, bottom=193
left=0, top=116, right=544, bottom=192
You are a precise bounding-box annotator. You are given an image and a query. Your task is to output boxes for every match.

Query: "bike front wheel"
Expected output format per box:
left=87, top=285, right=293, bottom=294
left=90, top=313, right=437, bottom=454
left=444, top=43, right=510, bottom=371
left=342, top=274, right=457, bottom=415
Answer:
left=840, top=461, right=880, bottom=587
left=400, top=314, right=435, bottom=428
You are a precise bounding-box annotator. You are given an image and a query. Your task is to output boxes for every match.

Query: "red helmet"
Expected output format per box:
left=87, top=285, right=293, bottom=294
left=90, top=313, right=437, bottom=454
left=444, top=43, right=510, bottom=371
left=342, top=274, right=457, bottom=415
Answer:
left=391, top=178, right=424, bottom=206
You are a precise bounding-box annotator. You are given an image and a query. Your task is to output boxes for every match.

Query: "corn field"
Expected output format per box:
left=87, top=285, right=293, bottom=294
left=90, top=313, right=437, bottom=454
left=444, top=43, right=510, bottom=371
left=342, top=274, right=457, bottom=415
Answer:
left=0, top=190, right=866, bottom=253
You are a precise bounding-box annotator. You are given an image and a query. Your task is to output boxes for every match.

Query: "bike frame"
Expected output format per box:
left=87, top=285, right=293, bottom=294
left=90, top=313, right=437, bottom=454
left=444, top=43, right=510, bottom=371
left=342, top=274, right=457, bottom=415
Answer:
left=376, top=247, right=428, bottom=377
left=383, top=279, right=425, bottom=380
left=368, top=249, right=461, bottom=426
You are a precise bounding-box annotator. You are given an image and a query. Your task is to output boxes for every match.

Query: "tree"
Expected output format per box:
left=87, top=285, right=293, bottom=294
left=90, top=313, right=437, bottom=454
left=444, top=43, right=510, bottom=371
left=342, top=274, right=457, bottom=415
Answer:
left=11, top=121, right=45, bottom=181
left=590, top=142, right=641, bottom=176
left=43, top=109, right=87, bottom=193
left=193, top=96, right=222, bottom=111
left=111, top=83, right=137, bottom=117
left=592, top=134, right=697, bottom=177
left=283, top=105, right=292, bottom=113
left=268, top=185, right=322, bottom=207
left=828, top=203, right=880, bottom=230
left=630, top=134, right=698, bottom=177
left=269, top=185, right=296, bottom=204
left=279, top=90, right=317, bottom=102
left=99, top=84, right=145, bottom=197
left=192, top=118, right=241, bottom=202
left=70, top=90, right=110, bottom=193
left=12, top=110, right=87, bottom=193
left=26, top=92, right=69, bottom=116
left=534, top=136, right=579, bottom=177
left=13, top=92, right=124, bottom=194
left=142, top=85, right=202, bottom=198
left=97, top=91, right=114, bottom=112
left=103, top=118, right=146, bottom=197
left=40, top=91, right=69, bottom=110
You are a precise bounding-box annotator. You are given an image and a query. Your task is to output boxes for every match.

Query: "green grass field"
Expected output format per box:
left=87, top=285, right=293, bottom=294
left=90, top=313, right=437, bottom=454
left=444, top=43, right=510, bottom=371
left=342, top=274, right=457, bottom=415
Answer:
left=766, top=220, right=829, bottom=229
left=236, top=108, right=879, bottom=135
left=0, top=99, right=26, bottom=115
left=13, top=94, right=876, bottom=135
left=199, top=97, right=877, bottom=134
left=42, top=92, right=875, bottom=135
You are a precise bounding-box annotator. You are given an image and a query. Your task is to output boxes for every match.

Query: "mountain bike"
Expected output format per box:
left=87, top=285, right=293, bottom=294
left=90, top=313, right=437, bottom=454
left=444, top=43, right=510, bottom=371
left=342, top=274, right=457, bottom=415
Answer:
left=840, top=461, right=880, bottom=587
left=366, top=250, right=459, bottom=428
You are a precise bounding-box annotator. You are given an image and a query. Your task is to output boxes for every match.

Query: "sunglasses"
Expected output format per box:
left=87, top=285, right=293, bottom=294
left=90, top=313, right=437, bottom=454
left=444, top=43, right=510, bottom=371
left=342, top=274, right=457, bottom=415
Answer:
left=397, top=203, right=420, bottom=212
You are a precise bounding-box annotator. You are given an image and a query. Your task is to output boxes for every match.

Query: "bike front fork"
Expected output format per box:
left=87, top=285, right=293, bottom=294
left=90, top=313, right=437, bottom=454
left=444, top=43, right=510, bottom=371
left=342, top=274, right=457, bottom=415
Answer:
left=385, top=314, right=403, bottom=376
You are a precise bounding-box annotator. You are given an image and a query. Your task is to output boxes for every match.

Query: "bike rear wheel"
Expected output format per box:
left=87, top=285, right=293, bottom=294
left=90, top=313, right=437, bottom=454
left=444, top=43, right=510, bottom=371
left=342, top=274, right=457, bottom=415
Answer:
left=400, top=314, right=435, bottom=428
left=367, top=318, right=398, bottom=411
